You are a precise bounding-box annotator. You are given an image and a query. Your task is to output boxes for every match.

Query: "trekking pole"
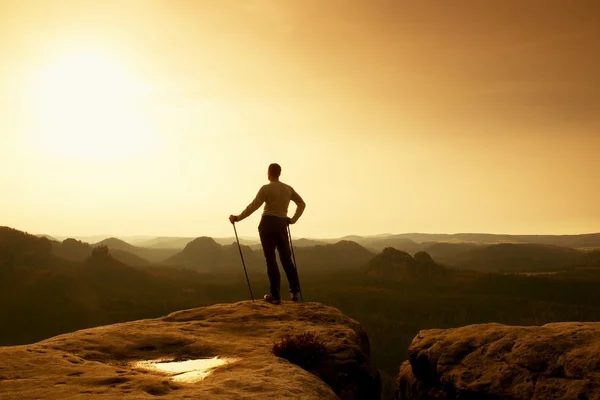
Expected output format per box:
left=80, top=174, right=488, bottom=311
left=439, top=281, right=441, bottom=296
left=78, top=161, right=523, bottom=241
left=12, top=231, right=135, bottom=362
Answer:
left=287, top=224, right=304, bottom=302
left=232, top=222, right=254, bottom=302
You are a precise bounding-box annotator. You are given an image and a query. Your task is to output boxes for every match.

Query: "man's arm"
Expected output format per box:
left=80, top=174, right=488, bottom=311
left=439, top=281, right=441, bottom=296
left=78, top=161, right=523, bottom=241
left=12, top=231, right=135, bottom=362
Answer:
left=236, top=185, right=267, bottom=222
left=289, top=188, right=306, bottom=224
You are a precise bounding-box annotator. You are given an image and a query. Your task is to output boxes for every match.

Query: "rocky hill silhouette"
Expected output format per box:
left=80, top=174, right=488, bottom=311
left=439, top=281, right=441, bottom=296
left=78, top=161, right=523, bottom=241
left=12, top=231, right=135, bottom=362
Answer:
left=326, top=235, right=423, bottom=254
left=94, top=237, right=178, bottom=263
left=164, top=237, right=375, bottom=274
left=164, top=236, right=262, bottom=273
left=0, top=301, right=381, bottom=400
left=365, top=248, right=448, bottom=281
left=0, top=227, right=64, bottom=270
left=293, top=240, right=375, bottom=272
left=136, top=236, right=259, bottom=249
left=0, top=228, right=218, bottom=345
left=52, top=238, right=152, bottom=266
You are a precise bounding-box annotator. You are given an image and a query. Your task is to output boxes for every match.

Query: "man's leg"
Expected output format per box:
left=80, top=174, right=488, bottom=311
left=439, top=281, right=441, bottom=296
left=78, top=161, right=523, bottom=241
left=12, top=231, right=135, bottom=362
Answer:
left=259, top=226, right=281, bottom=300
left=275, top=222, right=300, bottom=295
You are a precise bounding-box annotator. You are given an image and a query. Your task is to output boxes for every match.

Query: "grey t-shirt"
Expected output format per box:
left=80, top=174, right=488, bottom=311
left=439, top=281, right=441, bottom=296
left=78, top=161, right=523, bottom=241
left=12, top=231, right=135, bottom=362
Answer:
left=237, top=180, right=306, bottom=223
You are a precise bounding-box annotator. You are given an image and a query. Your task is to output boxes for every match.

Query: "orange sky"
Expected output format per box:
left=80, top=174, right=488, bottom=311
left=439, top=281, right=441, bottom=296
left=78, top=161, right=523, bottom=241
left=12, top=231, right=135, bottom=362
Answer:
left=1, top=0, right=598, bottom=238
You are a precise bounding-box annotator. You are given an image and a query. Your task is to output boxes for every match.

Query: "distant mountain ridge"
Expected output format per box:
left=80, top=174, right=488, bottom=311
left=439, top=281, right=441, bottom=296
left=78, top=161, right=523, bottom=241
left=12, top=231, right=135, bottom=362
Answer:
left=94, top=237, right=179, bottom=262
left=164, top=237, right=375, bottom=274
left=135, top=236, right=259, bottom=249
left=442, top=243, right=587, bottom=273
left=374, top=232, right=600, bottom=248
left=40, top=232, right=600, bottom=253
left=21, top=227, right=600, bottom=276
left=420, top=242, right=484, bottom=264
left=313, top=232, right=600, bottom=253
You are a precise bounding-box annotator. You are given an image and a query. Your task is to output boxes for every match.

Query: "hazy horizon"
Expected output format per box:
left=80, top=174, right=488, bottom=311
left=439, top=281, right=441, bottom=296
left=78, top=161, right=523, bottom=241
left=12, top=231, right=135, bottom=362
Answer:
left=38, top=229, right=600, bottom=243
left=2, top=1, right=599, bottom=239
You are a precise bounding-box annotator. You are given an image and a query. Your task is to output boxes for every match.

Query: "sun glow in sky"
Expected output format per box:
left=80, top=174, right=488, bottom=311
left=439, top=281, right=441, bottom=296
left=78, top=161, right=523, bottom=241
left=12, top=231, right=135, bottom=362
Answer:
left=1, top=0, right=599, bottom=238
left=29, top=50, right=156, bottom=161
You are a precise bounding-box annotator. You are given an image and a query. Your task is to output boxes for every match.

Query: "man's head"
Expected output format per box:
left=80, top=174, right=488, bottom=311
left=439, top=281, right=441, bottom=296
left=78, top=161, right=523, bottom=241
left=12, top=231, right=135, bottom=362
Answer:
left=268, top=163, right=281, bottom=181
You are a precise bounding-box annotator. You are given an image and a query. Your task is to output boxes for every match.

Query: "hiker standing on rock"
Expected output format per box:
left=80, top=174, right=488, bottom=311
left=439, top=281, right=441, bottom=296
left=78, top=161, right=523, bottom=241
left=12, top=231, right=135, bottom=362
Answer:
left=229, top=163, right=306, bottom=304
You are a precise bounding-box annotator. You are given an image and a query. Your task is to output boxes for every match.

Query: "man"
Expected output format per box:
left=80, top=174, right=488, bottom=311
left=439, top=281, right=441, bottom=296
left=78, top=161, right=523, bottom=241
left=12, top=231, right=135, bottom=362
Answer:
left=229, top=163, right=306, bottom=304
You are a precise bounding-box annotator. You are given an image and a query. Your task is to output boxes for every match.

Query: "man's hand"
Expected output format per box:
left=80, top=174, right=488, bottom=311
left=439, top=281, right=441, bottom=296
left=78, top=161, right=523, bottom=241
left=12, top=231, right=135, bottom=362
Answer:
left=229, top=215, right=238, bottom=224
left=286, top=217, right=294, bottom=225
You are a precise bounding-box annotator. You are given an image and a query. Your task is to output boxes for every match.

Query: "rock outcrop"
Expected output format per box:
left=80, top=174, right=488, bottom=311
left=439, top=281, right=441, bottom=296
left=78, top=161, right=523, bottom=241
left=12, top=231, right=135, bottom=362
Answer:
left=0, top=301, right=380, bottom=400
left=396, top=322, right=600, bottom=400
left=365, top=248, right=448, bottom=281
left=165, top=236, right=261, bottom=271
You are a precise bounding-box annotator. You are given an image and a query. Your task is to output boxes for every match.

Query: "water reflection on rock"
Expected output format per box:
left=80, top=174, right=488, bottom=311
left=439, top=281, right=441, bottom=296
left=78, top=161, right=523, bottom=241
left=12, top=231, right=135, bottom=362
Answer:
left=134, top=356, right=239, bottom=382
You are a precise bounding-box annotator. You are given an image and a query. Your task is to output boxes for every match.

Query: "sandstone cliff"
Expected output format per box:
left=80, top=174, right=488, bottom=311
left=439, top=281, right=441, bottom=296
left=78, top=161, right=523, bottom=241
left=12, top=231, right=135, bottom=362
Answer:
left=0, top=301, right=380, bottom=399
left=396, top=322, right=600, bottom=400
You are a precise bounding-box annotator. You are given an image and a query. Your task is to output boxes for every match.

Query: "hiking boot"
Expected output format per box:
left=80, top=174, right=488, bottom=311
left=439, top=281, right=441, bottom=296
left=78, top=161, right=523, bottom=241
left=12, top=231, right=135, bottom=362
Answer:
left=263, top=294, right=281, bottom=305
left=290, top=292, right=299, bottom=302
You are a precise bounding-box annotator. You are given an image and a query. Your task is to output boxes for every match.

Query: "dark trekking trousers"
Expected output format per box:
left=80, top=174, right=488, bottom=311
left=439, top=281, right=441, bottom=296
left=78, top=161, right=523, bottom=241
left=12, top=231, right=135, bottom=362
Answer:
left=258, top=215, right=300, bottom=300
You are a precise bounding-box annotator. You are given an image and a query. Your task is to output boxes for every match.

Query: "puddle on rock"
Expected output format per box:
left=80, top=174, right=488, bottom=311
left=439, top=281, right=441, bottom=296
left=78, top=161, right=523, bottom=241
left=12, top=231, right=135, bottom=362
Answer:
left=133, top=357, right=239, bottom=383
